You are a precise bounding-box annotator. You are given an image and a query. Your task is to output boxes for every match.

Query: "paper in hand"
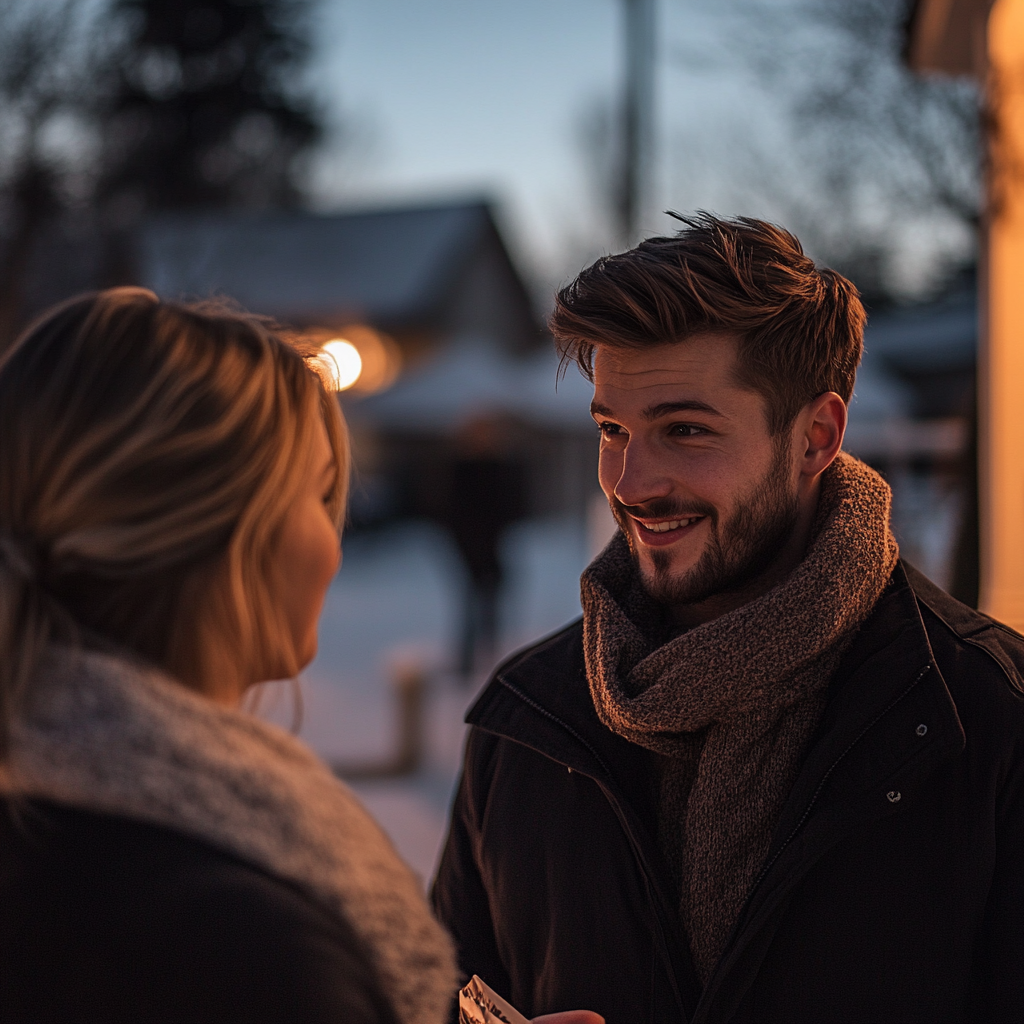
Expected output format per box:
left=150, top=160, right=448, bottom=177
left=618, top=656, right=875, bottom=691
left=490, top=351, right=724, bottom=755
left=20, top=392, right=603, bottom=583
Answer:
left=458, top=974, right=531, bottom=1024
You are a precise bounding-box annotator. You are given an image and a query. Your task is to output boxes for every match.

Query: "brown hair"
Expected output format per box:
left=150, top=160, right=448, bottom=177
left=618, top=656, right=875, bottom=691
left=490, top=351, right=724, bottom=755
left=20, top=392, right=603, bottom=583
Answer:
left=550, top=212, right=866, bottom=434
left=0, top=288, right=349, bottom=755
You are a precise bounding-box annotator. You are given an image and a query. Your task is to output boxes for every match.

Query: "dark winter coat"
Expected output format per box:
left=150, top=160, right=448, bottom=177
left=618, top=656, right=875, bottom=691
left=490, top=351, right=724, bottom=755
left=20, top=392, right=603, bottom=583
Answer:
left=0, top=800, right=399, bottom=1024
left=432, top=562, right=1024, bottom=1023
left=0, top=647, right=455, bottom=1024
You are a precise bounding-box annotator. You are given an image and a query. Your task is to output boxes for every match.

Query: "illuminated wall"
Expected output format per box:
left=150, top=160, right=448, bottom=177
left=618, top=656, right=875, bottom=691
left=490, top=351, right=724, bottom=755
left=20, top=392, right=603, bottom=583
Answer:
left=981, top=0, right=1024, bottom=626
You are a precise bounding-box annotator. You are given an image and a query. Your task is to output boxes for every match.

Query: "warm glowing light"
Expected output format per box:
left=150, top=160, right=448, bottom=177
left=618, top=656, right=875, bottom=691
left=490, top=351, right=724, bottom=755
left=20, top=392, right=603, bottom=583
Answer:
left=307, top=325, right=401, bottom=395
left=320, top=339, right=363, bottom=391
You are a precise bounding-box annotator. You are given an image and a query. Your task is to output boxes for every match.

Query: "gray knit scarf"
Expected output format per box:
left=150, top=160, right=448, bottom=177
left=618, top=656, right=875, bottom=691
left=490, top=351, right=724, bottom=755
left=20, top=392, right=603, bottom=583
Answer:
left=581, top=453, right=898, bottom=982
left=0, top=649, right=457, bottom=1024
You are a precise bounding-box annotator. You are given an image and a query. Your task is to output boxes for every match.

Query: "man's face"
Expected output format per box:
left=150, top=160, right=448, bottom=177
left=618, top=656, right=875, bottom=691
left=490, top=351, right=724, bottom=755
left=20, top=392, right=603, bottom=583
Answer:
left=592, top=333, right=801, bottom=609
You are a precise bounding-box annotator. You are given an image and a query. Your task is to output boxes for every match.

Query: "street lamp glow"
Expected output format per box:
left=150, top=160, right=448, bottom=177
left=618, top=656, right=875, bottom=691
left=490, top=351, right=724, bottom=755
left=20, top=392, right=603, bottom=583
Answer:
left=320, top=339, right=363, bottom=391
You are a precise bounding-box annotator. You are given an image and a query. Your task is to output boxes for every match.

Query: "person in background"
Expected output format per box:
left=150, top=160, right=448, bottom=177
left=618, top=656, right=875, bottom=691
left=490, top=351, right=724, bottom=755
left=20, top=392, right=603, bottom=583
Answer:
left=443, top=414, right=527, bottom=678
left=0, top=290, right=600, bottom=1024
left=433, top=214, right=1024, bottom=1022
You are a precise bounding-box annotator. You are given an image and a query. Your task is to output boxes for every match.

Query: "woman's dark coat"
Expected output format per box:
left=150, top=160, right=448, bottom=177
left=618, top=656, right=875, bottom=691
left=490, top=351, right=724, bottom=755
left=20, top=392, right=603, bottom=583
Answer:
left=0, top=801, right=398, bottom=1024
left=432, top=563, right=1024, bottom=1023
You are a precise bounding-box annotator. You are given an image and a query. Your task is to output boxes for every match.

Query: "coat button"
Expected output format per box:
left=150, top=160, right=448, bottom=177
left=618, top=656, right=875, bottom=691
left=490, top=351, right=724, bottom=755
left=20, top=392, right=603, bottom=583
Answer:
left=916, top=723, right=928, bottom=736
left=887, top=790, right=901, bottom=803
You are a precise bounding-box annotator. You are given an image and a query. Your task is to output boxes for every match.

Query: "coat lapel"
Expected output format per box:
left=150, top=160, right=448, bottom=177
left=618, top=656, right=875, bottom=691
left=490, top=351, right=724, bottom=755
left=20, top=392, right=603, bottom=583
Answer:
left=469, top=624, right=703, bottom=1019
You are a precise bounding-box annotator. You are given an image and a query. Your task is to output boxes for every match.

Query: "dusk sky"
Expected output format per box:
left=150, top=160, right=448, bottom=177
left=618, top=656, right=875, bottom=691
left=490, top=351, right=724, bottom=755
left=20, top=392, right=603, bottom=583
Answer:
left=302, top=0, right=975, bottom=302
left=307, top=0, right=762, bottom=291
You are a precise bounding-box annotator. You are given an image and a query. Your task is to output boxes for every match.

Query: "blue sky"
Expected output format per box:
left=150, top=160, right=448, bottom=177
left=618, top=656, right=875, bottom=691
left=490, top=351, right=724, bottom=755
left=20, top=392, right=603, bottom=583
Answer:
left=304, top=0, right=975, bottom=300
left=307, top=0, right=756, bottom=288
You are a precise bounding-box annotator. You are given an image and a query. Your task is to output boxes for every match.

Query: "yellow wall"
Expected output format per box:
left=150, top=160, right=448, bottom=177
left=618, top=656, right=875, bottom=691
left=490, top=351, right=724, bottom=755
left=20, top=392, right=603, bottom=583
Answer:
left=981, top=0, right=1024, bottom=626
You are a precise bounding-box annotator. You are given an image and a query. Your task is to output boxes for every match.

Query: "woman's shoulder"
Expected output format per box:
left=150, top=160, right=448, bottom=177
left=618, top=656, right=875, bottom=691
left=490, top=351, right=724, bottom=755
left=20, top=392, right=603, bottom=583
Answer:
left=0, top=799, right=399, bottom=1024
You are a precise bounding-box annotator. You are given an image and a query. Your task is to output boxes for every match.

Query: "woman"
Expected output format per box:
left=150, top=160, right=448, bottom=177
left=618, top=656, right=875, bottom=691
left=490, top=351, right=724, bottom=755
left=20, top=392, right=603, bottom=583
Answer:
left=0, top=289, right=458, bottom=1023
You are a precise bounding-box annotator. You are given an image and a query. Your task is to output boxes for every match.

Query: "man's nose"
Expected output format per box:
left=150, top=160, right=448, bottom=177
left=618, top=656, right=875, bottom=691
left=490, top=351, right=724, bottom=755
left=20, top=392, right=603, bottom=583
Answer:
left=609, top=438, right=674, bottom=507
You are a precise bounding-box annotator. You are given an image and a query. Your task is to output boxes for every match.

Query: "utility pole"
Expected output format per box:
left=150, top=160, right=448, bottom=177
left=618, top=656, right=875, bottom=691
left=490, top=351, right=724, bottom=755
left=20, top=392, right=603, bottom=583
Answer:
left=618, top=0, right=656, bottom=249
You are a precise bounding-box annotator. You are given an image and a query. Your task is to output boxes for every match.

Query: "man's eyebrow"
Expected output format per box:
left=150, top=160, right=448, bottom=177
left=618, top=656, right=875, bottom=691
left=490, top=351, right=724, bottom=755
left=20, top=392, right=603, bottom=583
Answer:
left=590, top=399, right=725, bottom=420
left=643, top=400, right=724, bottom=420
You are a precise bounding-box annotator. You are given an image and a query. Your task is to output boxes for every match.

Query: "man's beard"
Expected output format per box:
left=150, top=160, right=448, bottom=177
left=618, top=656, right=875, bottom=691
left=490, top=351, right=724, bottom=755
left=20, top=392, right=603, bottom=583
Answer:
left=611, top=441, right=800, bottom=608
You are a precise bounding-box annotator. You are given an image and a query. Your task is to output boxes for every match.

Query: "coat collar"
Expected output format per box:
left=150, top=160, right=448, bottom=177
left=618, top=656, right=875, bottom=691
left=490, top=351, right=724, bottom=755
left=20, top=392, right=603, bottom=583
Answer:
left=469, top=620, right=646, bottom=787
left=767, top=560, right=965, bottom=846
left=470, top=561, right=964, bottom=796
left=470, top=562, right=967, bottom=903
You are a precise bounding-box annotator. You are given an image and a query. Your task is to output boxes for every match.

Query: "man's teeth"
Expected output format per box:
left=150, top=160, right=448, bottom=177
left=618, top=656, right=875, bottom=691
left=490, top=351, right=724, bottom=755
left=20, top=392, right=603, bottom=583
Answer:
left=644, top=517, right=700, bottom=533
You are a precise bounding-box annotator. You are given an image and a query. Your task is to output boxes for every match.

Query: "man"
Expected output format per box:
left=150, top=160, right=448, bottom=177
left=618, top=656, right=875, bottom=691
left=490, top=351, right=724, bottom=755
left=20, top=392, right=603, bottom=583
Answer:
left=432, top=214, right=1024, bottom=1023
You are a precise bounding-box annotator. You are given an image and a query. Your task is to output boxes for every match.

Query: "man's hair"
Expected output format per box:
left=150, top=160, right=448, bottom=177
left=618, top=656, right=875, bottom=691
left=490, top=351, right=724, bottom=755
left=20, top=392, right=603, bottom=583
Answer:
left=0, top=288, right=349, bottom=755
left=550, top=212, right=866, bottom=434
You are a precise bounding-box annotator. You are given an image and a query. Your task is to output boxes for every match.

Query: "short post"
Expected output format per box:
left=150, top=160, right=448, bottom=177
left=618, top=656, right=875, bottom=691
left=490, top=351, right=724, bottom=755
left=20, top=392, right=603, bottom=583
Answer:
left=391, top=663, right=425, bottom=776
left=332, top=664, right=427, bottom=781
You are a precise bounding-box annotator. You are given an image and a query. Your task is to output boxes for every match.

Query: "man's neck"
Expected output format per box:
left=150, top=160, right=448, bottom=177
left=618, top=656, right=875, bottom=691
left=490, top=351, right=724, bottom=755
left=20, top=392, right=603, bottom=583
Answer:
left=669, top=478, right=822, bottom=631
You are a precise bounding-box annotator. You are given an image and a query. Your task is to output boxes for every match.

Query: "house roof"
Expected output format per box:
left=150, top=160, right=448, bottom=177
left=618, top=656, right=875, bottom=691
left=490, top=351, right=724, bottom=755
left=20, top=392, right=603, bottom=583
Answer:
left=863, top=288, right=976, bottom=376
left=138, top=199, right=525, bottom=330
left=850, top=285, right=977, bottom=424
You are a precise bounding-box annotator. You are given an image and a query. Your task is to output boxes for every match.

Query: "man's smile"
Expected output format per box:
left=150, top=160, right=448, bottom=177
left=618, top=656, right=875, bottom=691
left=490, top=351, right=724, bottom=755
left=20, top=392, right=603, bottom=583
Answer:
left=630, top=514, right=707, bottom=546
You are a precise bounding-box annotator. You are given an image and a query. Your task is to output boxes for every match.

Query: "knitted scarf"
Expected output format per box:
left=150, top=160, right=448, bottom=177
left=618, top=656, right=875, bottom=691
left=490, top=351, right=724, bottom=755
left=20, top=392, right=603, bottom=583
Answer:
left=581, top=453, right=898, bottom=982
left=0, top=649, right=457, bottom=1024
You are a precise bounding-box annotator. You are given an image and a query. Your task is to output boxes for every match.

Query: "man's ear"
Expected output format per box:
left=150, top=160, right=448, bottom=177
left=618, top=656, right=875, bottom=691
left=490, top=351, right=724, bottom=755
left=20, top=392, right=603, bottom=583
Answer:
left=799, top=391, right=846, bottom=479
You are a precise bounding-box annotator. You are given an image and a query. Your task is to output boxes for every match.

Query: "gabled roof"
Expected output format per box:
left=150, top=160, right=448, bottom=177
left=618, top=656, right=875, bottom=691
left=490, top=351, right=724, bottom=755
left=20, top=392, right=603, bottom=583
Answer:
left=138, top=199, right=528, bottom=331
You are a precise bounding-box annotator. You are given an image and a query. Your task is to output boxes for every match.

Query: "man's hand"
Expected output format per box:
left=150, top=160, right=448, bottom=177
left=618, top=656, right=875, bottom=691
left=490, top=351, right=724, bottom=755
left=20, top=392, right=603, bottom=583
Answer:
left=531, top=1013, right=605, bottom=1024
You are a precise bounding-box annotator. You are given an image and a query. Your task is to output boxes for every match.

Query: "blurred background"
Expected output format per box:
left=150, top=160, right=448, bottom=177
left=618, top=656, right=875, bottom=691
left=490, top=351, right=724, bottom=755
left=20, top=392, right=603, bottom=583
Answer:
left=0, top=0, right=985, bottom=880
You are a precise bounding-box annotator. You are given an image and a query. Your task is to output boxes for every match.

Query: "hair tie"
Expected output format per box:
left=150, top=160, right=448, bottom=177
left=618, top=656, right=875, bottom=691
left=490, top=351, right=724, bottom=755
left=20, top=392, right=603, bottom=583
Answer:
left=0, top=533, right=37, bottom=583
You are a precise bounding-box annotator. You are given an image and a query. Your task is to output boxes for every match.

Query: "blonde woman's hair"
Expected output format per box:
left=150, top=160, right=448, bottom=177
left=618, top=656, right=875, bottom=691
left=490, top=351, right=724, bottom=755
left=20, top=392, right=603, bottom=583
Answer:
left=0, top=288, right=349, bottom=756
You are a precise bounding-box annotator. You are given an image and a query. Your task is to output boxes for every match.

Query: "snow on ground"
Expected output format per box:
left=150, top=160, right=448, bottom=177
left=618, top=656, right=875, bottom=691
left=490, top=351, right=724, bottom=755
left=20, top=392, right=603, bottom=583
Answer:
left=257, top=516, right=591, bottom=884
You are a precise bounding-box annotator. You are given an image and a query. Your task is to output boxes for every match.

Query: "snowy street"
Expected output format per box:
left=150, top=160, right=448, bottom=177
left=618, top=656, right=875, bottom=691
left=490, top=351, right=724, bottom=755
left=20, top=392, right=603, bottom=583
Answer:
left=258, top=516, right=593, bottom=884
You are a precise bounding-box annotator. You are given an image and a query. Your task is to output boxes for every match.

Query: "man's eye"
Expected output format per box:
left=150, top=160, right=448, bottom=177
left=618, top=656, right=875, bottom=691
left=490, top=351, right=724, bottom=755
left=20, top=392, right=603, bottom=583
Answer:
left=598, top=422, right=624, bottom=437
left=669, top=423, right=706, bottom=437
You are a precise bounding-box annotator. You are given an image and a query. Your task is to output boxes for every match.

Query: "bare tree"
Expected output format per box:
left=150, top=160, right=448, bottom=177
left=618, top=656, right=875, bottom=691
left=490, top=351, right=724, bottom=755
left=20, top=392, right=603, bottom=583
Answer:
left=567, top=1, right=978, bottom=302
left=97, top=0, right=323, bottom=219
left=0, top=0, right=327, bottom=350
left=667, top=0, right=981, bottom=302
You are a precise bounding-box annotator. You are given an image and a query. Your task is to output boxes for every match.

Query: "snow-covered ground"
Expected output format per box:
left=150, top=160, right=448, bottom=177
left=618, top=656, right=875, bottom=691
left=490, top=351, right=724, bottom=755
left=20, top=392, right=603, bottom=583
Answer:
left=257, top=516, right=593, bottom=885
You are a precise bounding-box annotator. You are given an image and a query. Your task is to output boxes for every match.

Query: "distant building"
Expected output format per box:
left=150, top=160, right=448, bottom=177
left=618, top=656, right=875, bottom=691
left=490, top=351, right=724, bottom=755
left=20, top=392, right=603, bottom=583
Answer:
left=847, top=279, right=976, bottom=594
left=136, top=199, right=597, bottom=527
left=140, top=200, right=541, bottom=359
